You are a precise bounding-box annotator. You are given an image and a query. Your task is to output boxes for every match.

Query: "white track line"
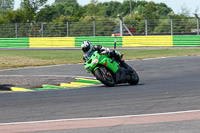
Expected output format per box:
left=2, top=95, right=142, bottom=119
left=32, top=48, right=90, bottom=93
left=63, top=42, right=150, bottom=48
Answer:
left=1, top=109, right=200, bottom=126
left=0, top=63, right=84, bottom=72
left=0, top=75, right=94, bottom=79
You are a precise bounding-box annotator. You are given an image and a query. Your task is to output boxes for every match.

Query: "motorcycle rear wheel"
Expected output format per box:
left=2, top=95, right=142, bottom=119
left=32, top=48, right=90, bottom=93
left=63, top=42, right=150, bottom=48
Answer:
left=128, top=69, right=139, bottom=85
left=94, top=66, right=115, bottom=87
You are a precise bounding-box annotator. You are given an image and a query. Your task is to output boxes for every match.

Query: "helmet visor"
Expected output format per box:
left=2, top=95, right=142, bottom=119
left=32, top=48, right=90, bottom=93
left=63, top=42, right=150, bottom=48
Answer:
left=82, top=46, right=90, bottom=53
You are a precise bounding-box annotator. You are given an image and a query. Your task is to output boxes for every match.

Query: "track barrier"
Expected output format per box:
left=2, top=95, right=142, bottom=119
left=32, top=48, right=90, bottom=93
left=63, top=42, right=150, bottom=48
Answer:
left=0, top=36, right=200, bottom=48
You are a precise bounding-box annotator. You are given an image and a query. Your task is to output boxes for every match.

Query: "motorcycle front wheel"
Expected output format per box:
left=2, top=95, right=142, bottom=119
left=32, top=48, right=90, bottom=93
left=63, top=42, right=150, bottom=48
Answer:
left=94, top=66, right=115, bottom=87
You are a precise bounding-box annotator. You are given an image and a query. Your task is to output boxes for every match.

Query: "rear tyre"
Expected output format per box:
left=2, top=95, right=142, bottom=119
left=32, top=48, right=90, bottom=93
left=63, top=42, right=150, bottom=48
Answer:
left=128, top=69, right=139, bottom=85
left=94, top=66, right=115, bottom=87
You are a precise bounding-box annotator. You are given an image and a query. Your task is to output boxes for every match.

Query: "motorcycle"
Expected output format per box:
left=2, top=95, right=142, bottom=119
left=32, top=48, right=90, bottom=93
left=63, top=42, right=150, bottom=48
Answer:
left=84, top=50, right=139, bottom=87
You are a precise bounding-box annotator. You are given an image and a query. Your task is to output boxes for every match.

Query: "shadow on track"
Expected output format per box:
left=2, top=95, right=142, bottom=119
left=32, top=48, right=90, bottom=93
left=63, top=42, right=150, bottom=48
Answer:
left=97, top=83, right=145, bottom=88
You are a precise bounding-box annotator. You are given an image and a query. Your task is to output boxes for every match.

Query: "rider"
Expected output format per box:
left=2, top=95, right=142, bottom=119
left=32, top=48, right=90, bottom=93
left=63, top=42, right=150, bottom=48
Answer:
left=81, top=40, right=133, bottom=72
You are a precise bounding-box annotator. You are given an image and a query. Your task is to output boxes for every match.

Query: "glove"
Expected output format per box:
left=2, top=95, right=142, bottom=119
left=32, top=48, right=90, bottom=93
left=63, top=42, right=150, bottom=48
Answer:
left=83, top=54, right=87, bottom=62
left=101, top=47, right=110, bottom=55
left=101, top=50, right=108, bottom=55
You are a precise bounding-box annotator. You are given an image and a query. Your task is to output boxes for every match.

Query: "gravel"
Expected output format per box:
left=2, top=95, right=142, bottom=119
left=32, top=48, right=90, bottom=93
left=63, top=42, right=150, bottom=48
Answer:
left=0, top=76, right=76, bottom=91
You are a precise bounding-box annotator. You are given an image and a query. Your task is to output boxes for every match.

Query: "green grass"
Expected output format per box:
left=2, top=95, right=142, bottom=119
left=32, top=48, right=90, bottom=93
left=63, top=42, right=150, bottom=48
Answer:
left=0, top=49, right=200, bottom=69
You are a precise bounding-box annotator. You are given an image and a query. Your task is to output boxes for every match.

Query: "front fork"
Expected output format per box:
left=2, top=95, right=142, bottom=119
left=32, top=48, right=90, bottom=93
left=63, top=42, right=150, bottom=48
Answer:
left=96, top=66, right=114, bottom=81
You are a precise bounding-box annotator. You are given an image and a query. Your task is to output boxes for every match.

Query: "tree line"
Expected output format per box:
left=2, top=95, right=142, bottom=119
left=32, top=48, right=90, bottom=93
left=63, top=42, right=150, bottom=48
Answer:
left=0, top=0, right=194, bottom=24
left=0, top=0, right=197, bottom=38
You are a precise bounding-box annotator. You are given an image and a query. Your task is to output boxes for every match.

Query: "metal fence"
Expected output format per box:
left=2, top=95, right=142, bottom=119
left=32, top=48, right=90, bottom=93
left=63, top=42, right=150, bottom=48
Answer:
left=0, top=18, right=199, bottom=38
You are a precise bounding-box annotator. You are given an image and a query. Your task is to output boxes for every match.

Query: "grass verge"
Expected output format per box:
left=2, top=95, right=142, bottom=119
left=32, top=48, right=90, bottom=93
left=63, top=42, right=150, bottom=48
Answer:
left=0, top=49, right=200, bottom=69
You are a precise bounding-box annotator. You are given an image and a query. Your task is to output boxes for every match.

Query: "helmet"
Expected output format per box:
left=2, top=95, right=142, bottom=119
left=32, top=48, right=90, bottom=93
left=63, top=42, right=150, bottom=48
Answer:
left=81, top=40, right=93, bottom=53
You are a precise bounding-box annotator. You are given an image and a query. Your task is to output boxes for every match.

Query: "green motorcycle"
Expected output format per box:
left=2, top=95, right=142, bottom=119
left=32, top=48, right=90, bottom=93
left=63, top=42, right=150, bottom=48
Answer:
left=84, top=50, right=139, bottom=87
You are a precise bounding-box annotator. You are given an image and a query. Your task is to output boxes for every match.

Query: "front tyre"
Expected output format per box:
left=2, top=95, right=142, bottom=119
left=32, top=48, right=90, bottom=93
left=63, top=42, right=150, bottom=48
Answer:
left=128, top=69, right=139, bottom=85
left=94, top=66, right=115, bottom=87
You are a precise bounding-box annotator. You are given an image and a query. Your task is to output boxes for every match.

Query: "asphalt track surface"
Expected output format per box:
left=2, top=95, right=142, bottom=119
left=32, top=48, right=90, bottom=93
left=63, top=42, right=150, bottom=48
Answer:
left=0, top=55, right=200, bottom=132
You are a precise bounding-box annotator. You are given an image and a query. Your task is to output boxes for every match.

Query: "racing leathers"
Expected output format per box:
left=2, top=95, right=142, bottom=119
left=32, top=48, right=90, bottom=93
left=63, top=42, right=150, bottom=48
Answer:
left=83, top=45, right=133, bottom=73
